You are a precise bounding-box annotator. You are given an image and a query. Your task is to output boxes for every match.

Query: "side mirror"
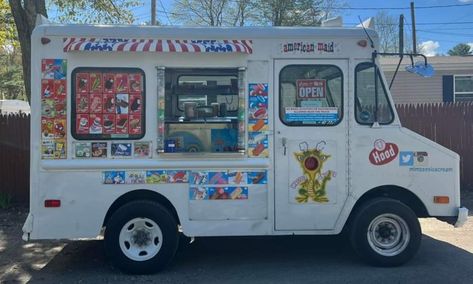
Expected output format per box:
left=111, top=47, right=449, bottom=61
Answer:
left=405, top=61, right=435, bottom=77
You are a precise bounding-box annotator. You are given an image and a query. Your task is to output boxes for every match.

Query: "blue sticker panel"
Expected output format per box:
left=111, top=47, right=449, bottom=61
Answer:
left=189, top=171, right=209, bottom=185
left=103, top=171, right=125, bottom=184
left=399, top=151, right=414, bottom=166
left=111, top=143, right=132, bottom=157
left=208, top=172, right=229, bottom=185
left=285, top=107, right=338, bottom=123
left=207, top=187, right=248, bottom=200
left=247, top=171, right=267, bottom=184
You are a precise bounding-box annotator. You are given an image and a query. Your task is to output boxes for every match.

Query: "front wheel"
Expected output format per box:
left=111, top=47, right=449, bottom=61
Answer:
left=104, top=200, right=179, bottom=274
left=349, top=198, right=421, bottom=266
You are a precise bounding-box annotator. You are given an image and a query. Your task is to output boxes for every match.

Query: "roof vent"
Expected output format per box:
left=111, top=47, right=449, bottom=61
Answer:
left=356, top=17, right=375, bottom=29
left=321, top=16, right=343, bottom=27
left=35, top=14, right=50, bottom=27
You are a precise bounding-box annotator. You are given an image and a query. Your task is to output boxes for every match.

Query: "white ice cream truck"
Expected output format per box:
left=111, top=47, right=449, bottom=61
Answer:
left=24, top=17, right=468, bottom=274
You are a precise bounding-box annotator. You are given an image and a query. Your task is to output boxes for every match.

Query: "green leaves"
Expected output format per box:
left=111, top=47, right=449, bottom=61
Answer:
left=49, top=0, right=141, bottom=24
left=447, top=43, right=472, bottom=56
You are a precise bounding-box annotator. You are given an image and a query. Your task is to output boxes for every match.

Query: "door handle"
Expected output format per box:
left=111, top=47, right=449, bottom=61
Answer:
left=282, top=137, right=287, bottom=156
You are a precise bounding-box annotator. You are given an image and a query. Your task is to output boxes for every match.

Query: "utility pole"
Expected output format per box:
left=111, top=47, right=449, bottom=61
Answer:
left=151, top=0, right=157, bottom=25
left=399, top=14, right=404, bottom=54
left=410, top=1, right=417, bottom=53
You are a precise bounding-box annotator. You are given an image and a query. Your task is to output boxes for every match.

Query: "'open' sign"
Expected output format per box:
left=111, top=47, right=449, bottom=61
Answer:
left=296, top=79, right=326, bottom=99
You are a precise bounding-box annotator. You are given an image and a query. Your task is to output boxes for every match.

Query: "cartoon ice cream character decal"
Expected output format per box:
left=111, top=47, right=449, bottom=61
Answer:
left=293, top=141, right=333, bottom=203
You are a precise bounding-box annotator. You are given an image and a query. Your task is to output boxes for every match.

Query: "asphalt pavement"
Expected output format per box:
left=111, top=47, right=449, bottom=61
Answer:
left=1, top=207, right=473, bottom=284
left=25, top=219, right=473, bottom=283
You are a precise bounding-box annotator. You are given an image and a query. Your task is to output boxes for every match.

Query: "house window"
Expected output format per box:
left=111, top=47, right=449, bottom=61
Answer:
left=71, top=68, right=146, bottom=140
left=454, top=75, right=473, bottom=102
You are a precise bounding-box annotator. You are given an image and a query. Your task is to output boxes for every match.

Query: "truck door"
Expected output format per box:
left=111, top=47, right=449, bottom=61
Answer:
left=274, top=59, right=349, bottom=231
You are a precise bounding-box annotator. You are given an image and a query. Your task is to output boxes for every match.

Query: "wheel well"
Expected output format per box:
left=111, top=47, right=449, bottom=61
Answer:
left=353, top=185, right=429, bottom=218
left=342, top=185, right=429, bottom=234
left=102, top=189, right=180, bottom=227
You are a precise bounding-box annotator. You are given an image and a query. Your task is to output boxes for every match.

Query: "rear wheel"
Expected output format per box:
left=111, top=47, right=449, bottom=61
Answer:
left=349, top=198, right=421, bottom=266
left=104, top=200, right=179, bottom=274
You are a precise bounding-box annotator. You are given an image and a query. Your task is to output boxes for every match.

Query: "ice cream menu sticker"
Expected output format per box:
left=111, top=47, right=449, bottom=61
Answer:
left=248, top=83, right=269, bottom=158
left=72, top=69, right=145, bottom=140
left=41, top=59, right=67, bottom=159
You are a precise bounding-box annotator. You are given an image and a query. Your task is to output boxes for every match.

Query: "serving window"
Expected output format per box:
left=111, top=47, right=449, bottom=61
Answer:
left=159, top=68, right=244, bottom=153
left=71, top=68, right=145, bottom=140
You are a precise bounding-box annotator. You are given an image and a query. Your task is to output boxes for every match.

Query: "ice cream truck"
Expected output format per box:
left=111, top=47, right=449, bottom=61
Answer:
left=24, top=17, right=468, bottom=274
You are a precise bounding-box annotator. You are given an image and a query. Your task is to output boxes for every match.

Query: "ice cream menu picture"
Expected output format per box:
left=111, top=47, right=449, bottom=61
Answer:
left=72, top=69, right=145, bottom=140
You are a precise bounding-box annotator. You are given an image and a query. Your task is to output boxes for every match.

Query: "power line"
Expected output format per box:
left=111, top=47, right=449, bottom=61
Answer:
left=417, top=29, right=473, bottom=37
left=326, top=3, right=473, bottom=10
left=346, top=21, right=473, bottom=26
left=158, top=0, right=173, bottom=25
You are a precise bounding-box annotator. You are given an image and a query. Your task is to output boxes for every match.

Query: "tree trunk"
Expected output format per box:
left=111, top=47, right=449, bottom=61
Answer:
left=8, top=0, right=47, bottom=104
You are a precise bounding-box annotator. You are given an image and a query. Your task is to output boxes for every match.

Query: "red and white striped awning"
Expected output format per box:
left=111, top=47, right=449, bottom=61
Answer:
left=63, top=38, right=253, bottom=54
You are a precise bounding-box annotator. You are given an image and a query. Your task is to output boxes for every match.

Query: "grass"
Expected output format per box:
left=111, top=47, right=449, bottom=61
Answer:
left=0, top=192, right=12, bottom=209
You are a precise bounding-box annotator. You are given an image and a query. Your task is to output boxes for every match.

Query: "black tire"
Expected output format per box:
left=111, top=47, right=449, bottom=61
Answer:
left=349, top=198, right=421, bottom=267
left=104, top=200, right=179, bottom=274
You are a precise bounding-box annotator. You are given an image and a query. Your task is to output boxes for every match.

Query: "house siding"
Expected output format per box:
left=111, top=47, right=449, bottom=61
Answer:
left=383, top=70, right=473, bottom=105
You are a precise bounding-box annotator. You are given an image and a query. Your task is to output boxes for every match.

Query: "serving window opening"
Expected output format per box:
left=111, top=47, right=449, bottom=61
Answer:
left=160, top=68, right=244, bottom=153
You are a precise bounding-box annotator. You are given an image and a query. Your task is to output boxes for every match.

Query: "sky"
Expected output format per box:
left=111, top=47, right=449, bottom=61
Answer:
left=131, top=0, right=473, bottom=56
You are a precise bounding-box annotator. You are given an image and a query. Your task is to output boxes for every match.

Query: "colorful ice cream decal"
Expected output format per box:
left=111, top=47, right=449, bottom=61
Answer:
left=292, top=141, right=334, bottom=203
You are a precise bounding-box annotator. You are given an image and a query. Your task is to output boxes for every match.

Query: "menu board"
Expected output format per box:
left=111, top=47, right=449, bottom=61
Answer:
left=71, top=68, right=145, bottom=140
left=41, top=59, right=68, bottom=159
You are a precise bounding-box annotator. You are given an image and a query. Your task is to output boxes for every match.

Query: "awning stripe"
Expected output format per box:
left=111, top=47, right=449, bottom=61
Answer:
left=63, top=38, right=253, bottom=54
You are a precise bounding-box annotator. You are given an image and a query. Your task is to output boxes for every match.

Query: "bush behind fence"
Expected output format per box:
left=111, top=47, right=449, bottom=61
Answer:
left=1, top=102, right=472, bottom=203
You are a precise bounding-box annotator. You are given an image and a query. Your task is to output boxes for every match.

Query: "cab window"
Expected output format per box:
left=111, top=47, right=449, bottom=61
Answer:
left=355, top=62, right=394, bottom=124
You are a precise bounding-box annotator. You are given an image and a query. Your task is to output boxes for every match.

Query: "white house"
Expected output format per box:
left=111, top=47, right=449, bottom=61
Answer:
left=381, top=56, right=473, bottom=104
left=0, top=99, right=30, bottom=115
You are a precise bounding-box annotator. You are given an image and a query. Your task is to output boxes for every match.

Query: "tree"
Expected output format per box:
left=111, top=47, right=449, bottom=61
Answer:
left=253, top=0, right=324, bottom=26
left=0, top=0, right=24, bottom=100
left=172, top=0, right=229, bottom=26
left=319, top=0, right=348, bottom=21
left=447, top=43, right=472, bottom=56
left=374, top=11, right=412, bottom=53
left=227, top=0, right=254, bottom=27
left=7, top=0, right=140, bottom=103
left=172, top=0, right=344, bottom=27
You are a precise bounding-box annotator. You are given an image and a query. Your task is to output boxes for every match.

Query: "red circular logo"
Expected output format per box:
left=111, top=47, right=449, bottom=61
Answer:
left=304, top=157, right=319, bottom=171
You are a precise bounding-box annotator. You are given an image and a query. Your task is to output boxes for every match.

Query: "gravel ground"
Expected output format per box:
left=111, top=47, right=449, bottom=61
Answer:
left=1, top=193, right=472, bottom=284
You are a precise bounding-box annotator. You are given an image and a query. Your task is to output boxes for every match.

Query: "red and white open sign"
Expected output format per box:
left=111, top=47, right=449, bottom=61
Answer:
left=296, top=79, right=326, bottom=99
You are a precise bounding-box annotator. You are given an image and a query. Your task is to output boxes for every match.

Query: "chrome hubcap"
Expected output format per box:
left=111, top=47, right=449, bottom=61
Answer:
left=119, top=217, right=163, bottom=261
left=367, top=213, right=410, bottom=257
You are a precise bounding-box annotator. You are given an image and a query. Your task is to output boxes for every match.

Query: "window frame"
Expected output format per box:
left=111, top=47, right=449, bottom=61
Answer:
left=454, top=74, right=473, bottom=102
left=278, top=64, right=344, bottom=127
left=70, top=67, right=146, bottom=141
left=354, top=62, right=395, bottom=125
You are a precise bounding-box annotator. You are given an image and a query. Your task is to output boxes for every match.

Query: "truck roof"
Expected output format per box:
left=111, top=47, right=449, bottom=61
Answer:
left=34, top=24, right=378, bottom=40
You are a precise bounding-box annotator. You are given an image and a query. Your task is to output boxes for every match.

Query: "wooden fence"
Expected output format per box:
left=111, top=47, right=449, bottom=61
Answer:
left=0, top=102, right=472, bottom=203
left=0, top=114, right=30, bottom=203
